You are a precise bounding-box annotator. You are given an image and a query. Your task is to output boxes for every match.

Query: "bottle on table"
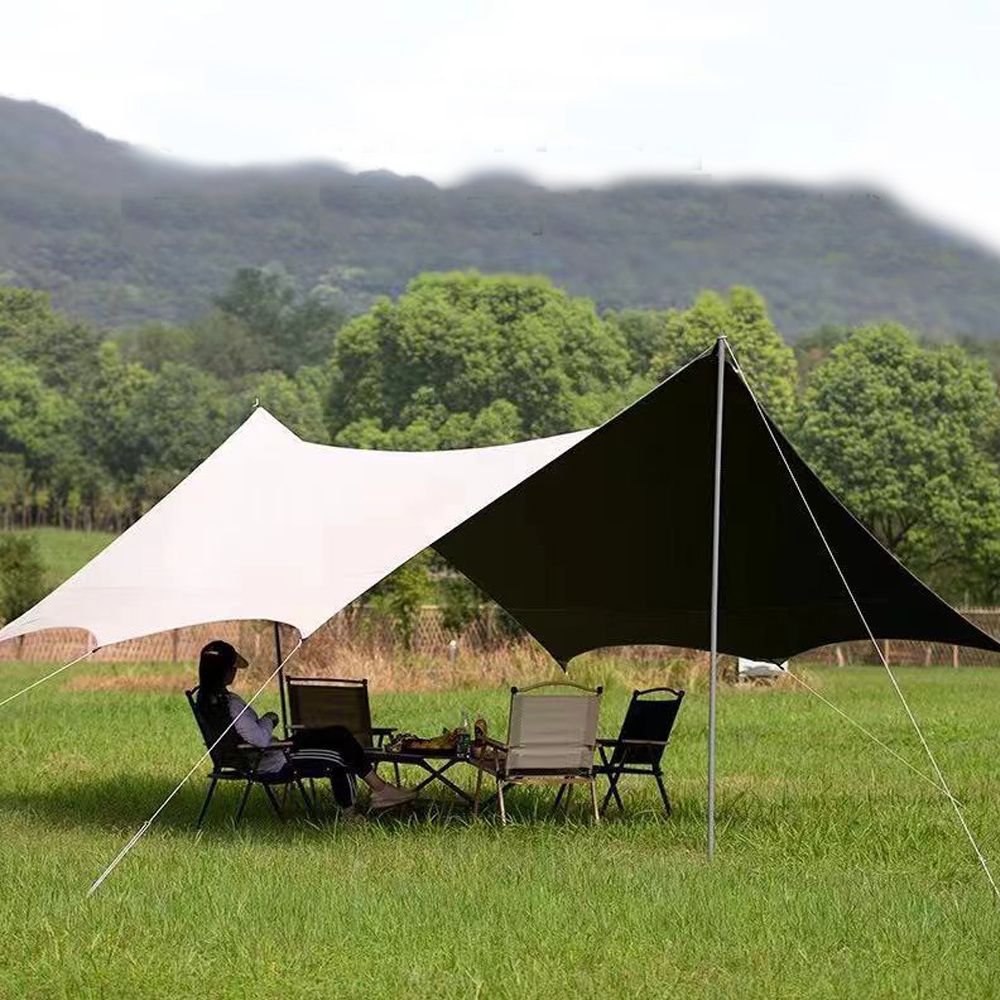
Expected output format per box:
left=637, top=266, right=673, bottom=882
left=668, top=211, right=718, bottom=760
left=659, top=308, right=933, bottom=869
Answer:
left=457, top=707, right=472, bottom=756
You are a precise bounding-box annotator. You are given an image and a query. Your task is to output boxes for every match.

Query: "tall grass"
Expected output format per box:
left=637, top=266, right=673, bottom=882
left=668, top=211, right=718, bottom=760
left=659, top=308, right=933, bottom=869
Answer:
left=0, top=661, right=997, bottom=998
left=271, top=637, right=740, bottom=694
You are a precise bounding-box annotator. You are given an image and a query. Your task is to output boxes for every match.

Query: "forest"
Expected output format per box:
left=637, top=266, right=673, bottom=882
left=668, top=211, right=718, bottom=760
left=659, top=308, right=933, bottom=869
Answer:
left=1, top=265, right=999, bottom=612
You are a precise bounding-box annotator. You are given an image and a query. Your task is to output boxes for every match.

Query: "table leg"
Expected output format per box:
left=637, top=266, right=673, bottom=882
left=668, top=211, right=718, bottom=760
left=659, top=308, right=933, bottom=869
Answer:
left=402, top=758, right=475, bottom=804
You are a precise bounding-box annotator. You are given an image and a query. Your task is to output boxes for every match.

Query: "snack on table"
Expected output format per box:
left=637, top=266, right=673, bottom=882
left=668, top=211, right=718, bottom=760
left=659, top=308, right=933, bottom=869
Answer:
left=387, top=727, right=461, bottom=753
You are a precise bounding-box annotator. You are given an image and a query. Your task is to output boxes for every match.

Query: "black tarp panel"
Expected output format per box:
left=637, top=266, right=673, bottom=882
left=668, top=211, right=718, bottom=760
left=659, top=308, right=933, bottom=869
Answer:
left=434, top=347, right=1000, bottom=664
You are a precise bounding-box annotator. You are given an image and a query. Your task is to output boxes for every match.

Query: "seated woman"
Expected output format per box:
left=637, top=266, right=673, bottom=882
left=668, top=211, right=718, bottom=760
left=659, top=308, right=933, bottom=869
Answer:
left=195, top=639, right=414, bottom=812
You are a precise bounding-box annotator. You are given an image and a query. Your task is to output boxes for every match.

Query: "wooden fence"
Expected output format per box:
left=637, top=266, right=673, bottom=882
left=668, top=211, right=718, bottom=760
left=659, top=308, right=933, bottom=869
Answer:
left=2, top=607, right=999, bottom=668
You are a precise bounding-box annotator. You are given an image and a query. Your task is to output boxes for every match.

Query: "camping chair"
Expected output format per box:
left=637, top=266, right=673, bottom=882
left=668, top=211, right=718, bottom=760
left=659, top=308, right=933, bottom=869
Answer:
left=284, top=675, right=399, bottom=783
left=185, top=688, right=316, bottom=828
left=593, top=687, right=685, bottom=816
left=471, top=681, right=602, bottom=824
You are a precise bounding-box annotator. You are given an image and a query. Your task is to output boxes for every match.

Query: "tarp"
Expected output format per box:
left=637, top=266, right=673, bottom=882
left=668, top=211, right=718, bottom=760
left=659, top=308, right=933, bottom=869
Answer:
left=435, top=350, right=1000, bottom=663
left=1, top=346, right=997, bottom=663
left=0, top=411, right=589, bottom=648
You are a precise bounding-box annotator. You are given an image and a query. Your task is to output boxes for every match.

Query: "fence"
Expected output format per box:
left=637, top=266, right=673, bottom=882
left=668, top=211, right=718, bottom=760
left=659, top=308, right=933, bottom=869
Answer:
left=1, top=607, right=998, bottom=668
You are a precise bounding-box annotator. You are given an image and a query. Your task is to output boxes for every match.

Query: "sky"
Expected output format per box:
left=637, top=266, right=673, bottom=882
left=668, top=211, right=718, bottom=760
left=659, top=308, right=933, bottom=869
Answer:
left=7, top=0, right=1000, bottom=250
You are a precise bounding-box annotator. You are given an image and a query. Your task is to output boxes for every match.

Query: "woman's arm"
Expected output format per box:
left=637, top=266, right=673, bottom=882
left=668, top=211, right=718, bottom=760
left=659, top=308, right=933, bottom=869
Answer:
left=227, top=693, right=275, bottom=747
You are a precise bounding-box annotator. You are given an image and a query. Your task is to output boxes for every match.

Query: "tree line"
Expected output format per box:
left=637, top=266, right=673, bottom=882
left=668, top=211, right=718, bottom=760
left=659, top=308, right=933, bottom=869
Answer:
left=1, top=266, right=999, bottom=611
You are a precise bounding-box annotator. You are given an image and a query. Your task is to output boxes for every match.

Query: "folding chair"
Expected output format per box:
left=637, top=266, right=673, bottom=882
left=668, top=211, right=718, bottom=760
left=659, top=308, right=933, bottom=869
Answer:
left=594, top=687, right=684, bottom=816
left=284, top=675, right=398, bottom=783
left=471, top=681, right=602, bottom=824
left=185, top=688, right=316, bottom=829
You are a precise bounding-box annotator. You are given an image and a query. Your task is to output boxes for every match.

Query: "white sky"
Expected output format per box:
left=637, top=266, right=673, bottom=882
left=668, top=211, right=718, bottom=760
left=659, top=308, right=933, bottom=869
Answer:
left=6, top=0, right=1000, bottom=250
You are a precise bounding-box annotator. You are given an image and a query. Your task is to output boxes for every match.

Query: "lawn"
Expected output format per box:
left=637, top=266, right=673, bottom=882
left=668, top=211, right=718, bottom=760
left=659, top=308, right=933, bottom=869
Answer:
left=0, top=662, right=998, bottom=999
left=9, top=526, right=115, bottom=589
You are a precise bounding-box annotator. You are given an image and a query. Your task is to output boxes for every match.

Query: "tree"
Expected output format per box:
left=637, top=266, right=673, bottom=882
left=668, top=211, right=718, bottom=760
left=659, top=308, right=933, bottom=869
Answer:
left=439, top=573, right=486, bottom=637
left=115, top=321, right=196, bottom=372
left=328, top=271, right=633, bottom=447
left=0, top=453, right=29, bottom=529
left=0, top=360, right=83, bottom=513
left=368, top=553, right=433, bottom=650
left=188, top=309, right=267, bottom=381
left=130, top=363, right=233, bottom=489
left=0, top=286, right=53, bottom=331
left=794, top=323, right=851, bottom=384
left=78, top=341, right=153, bottom=482
left=797, top=323, right=1000, bottom=600
left=649, top=287, right=798, bottom=427
left=242, top=369, right=330, bottom=443
left=603, top=308, right=670, bottom=376
left=0, top=287, right=102, bottom=391
left=215, top=266, right=344, bottom=375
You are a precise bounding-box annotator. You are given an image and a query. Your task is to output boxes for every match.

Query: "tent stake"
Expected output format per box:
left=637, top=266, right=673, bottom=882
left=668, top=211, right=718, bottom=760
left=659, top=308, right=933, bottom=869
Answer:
left=274, top=621, right=289, bottom=738
left=708, top=336, right=726, bottom=860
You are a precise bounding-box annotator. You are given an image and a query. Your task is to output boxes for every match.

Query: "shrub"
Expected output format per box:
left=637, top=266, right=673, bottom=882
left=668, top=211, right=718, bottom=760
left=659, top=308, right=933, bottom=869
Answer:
left=0, top=533, right=46, bottom=624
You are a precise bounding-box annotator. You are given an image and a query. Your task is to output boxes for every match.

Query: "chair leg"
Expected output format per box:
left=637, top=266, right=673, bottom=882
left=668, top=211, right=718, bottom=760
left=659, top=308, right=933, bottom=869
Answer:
left=600, top=766, right=626, bottom=814
left=473, top=766, right=484, bottom=817
left=393, top=762, right=401, bottom=785
left=497, top=780, right=507, bottom=825
left=590, top=779, right=599, bottom=825
left=611, top=774, right=625, bottom=811
left=294, top=777, right=318, bottom=821
left=196, top=777, right=218, bottom=829
left=551, top=781, right=567, bottom=815
left=235, top=780, right=255, bottom=826
left=262, top=783, right=285, bottom=821
left=654, top=772, right=672, bottom=816
left=600, top=782, right=615, bottom=814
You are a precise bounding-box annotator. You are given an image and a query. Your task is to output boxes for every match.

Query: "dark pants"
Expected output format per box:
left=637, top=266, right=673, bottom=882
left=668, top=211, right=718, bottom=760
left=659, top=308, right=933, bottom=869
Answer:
left=287, top=725, right=372, bottom=808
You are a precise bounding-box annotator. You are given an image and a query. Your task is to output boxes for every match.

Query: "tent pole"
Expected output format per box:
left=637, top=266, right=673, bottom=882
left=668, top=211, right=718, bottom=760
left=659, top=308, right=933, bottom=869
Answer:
left=274, top=621, right=289, bottom=738
left=708, top=335, right=726, bottom=860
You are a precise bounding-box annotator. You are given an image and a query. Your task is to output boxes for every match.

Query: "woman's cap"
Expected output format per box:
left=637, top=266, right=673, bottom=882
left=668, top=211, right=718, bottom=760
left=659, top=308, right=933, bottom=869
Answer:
left=199, top=639, right=249, bottom=670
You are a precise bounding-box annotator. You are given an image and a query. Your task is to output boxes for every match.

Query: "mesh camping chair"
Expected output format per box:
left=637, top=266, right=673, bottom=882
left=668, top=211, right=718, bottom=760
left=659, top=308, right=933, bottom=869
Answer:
left=284, top=675, right=398, bottom=782
left=185, top=688, right=316, bottom=828
left=472, top=681, right=602, bottom=824
left=593, top=687, right=685, bottom=816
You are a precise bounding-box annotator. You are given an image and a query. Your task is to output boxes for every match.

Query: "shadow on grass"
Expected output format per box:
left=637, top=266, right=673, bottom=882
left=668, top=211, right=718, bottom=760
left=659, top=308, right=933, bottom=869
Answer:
left=0, top=769, right=705, bottom=843
left=0, top=771, right=664, bottom=836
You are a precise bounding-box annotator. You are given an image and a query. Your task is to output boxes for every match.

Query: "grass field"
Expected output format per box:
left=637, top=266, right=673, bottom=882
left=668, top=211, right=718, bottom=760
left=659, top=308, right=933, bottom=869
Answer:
left=9, top=527, right=115, bottom=589
left=0, top=662, right=998, bottom=999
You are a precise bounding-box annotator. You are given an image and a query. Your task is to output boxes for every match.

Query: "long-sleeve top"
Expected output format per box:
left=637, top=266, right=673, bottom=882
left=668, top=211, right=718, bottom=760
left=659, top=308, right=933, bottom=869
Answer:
left=227, top=692, right=285, bottom=775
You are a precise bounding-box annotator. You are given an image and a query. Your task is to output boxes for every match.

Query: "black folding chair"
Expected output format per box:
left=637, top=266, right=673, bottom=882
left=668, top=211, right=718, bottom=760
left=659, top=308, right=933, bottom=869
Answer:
left=594, top=687, right=685, bottom=816
left=186, top=688, right=316, bottom=829
left=284, top=676, right=399, bottom=782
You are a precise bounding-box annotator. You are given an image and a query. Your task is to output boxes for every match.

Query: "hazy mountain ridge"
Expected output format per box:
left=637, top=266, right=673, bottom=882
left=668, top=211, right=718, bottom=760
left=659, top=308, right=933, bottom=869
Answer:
left=2, top=96, right=1000, bottom=337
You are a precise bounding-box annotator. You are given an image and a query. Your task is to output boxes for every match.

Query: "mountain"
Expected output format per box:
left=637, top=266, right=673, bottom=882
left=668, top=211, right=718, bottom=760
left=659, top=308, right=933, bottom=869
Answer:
left=2, top=96, right=1000, bottom=338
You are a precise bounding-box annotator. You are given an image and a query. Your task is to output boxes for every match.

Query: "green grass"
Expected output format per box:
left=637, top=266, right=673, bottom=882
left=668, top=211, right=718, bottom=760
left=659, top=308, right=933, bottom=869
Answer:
left=6, top=527, right=115, bottom=589
left=0, top=663, right=998, bottom=999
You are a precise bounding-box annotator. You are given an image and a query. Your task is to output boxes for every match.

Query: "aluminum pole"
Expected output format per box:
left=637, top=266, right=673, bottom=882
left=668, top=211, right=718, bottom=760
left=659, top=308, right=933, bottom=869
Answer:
left=708, top=336, right=726, bottom=859
left=274, top=621, right=289, bottom=738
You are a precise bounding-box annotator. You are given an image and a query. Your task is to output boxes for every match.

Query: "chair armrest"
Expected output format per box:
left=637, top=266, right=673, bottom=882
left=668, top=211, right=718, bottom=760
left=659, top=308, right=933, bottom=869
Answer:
left=598, top=737, right=670, bottom=748
left=233, top=741, right=295, bottom=780
left=471, top=737, right=508, bottom=772
left=471, top=737, right=508, bottom=757
left=237, top=740, right=294, bottom=751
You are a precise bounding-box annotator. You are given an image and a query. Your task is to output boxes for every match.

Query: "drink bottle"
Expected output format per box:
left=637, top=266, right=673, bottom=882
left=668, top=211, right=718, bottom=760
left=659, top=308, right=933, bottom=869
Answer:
left=457, top=708, right=472, bottom=755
